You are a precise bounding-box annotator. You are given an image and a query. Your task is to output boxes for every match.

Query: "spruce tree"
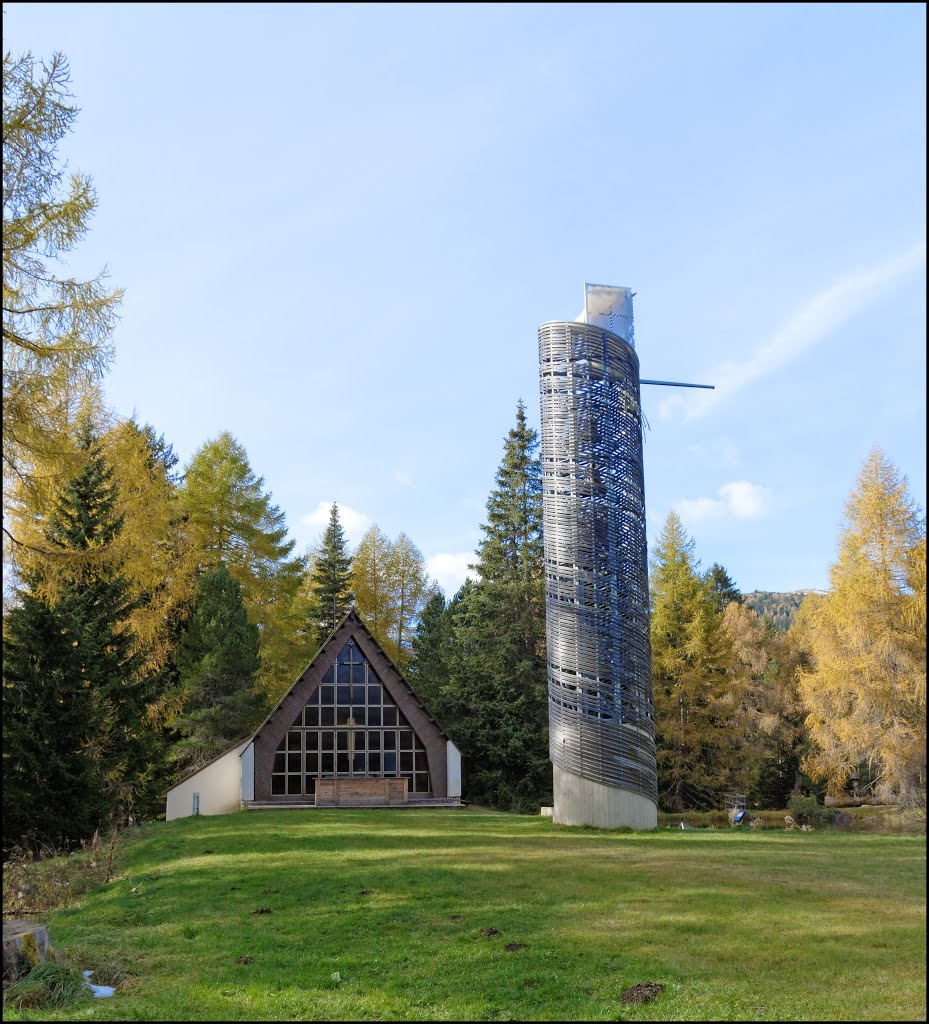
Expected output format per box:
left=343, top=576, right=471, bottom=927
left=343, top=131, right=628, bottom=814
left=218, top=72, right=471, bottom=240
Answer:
left=3, top=590, right=102, bottom=853
left=2, top=425, right=154, bottom=849
left=171, top=563, right=266, bottom=773
left=704, top=563, right=743, bottom=612
left=445, top=403, right=550, bottom=811
left=307, top=503, right=354, bottom=648
left=407, top=590, right=453, bottom=709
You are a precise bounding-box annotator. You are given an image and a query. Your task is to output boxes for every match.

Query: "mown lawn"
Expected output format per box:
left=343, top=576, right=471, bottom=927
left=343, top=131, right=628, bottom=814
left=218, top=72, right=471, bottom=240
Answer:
left=6, top=808, right=926, bottom=1021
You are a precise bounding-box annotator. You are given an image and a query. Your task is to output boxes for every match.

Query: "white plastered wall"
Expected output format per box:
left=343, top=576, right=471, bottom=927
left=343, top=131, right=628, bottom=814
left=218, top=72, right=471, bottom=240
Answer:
left=165, top=739, right=251, bottom=821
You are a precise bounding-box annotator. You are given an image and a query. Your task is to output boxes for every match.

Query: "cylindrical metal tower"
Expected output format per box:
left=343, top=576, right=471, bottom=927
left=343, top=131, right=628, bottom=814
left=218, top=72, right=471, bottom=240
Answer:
left=538, top=284, right=657, bottom=829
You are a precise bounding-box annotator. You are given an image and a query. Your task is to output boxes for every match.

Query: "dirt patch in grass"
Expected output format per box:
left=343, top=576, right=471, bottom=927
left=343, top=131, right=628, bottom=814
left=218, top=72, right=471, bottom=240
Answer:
left=620, top=981, right=665, bottom=1005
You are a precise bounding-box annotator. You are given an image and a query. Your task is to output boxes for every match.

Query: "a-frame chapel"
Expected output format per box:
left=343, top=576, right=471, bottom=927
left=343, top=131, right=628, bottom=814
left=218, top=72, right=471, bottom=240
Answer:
left=166, top=609, right=462, bottom=819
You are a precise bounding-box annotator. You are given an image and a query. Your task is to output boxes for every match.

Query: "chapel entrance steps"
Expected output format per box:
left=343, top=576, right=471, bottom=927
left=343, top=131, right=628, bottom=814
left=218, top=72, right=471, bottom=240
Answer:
left=243, top=797, right=466, bottom=811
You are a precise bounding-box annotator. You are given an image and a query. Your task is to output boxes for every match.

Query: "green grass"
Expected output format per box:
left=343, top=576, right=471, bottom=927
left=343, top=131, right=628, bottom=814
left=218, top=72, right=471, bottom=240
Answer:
left=4, top=960, right=93, bottom=1012
left=4, top=808, right=925, bottom=1021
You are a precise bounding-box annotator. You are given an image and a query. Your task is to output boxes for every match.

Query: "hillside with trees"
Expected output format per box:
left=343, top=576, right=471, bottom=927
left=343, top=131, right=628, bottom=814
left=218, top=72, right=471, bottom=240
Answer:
left=743, top=590, right=817, bottom=631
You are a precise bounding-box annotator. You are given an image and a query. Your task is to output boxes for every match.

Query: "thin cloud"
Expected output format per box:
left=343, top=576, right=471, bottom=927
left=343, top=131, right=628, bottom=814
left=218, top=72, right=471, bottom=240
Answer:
left=659, top=241, right=926, bottom=422
left=301, top=501, right=371, bottom=546
left=676, top=481, right=771, bottom=523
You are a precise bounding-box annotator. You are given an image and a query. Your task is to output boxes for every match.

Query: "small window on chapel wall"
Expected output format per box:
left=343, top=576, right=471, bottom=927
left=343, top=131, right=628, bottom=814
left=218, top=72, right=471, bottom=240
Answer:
left=270, top=640, right=431, bottom=796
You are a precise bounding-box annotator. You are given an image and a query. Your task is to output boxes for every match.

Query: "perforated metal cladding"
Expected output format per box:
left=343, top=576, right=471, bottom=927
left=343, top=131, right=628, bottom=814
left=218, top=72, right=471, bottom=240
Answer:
left=538, top=321, right=657, bottom=803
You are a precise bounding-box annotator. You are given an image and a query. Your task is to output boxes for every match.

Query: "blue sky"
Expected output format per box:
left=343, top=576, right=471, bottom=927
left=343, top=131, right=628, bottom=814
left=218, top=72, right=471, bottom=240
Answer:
left=6, top=3, right=925, bottom=596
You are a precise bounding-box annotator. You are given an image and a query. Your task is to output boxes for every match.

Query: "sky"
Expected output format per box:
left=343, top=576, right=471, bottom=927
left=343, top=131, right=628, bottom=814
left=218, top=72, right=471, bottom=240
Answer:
left=5, top=3, right=926, bottom=596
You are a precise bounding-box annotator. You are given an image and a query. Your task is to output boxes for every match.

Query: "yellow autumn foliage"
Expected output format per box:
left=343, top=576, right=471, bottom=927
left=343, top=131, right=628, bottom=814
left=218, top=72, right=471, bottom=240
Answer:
left=797, top=448, right=926, bottom=802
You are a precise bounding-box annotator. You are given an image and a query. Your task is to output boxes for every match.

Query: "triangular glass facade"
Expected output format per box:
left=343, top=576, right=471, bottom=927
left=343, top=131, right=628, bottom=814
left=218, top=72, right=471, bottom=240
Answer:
left=271, top=639, right=431, bottom=797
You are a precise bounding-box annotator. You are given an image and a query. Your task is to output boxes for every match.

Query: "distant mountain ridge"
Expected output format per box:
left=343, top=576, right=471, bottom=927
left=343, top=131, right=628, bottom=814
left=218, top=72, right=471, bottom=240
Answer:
left=742, top=590, right=825, bottom=631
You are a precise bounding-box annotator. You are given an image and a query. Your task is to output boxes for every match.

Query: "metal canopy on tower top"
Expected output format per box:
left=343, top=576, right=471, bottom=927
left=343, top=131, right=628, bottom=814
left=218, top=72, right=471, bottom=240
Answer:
left=576, top=283, right=635, bottom=346
left=577, top=282, right=714, bottom=389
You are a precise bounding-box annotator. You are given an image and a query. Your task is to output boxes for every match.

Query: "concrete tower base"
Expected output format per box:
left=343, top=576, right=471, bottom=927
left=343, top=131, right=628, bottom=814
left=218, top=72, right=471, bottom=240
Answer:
left=553, top=765, right=657, bottom=830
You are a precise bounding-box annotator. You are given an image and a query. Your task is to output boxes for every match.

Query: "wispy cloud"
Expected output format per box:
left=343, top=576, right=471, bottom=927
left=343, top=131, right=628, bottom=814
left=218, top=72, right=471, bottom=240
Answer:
left=394, top=471, right=415, bottom=488
left=301, top=501, right=371, bottom=546
left=426, top=552, right=478, bottom=596
left=659, top=241, right=926, bottom=422
left=676, top=481, right=772, bottom=523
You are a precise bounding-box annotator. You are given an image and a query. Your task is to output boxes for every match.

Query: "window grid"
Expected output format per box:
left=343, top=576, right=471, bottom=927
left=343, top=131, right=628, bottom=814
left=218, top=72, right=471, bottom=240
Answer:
left=271, top=640, right=431, bottom=797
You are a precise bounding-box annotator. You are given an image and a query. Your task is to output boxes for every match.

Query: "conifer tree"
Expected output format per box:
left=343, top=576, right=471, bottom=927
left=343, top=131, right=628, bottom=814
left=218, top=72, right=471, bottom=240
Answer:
left=443, top=403, right=550, bottom=810
left=180, top=433, right=307, bottom=699
left=352, top=525, right=434, bottom=667
left=388, top=532, right=433, bottom=668
left=3, top=424, right=155, bottom=849
left=3, top=589, right=101, bottom=853
left=307, top=503, right=354, bottom=648
left=797, top=448, right=926, bottom=803
left=170, top=563, right=266, bottom=773
left=650, top=511, right=738, bottom=810
left=3, top=51, right=122, bottom=522
left=704, top=562, right=743, bottom=612
left=352, top=524, right=396, bottom=640
left=407, top=590, right=453, bottom=709
left=721, top=601, right=807, bottom=808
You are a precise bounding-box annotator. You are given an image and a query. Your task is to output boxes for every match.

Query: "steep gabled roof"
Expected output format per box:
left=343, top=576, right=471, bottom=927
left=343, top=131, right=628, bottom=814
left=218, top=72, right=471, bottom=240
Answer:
left=240, top=607, right=451, bottom=754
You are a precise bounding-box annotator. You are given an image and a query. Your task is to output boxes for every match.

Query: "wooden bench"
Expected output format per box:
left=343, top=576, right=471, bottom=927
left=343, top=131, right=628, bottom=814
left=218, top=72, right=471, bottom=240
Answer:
left=316, top=778, right=408, bottom=806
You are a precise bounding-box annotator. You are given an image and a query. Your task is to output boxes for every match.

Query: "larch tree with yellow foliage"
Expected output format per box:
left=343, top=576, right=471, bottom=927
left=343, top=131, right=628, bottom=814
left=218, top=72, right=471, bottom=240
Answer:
left=179, top=433, right=309, bottom=702
left=352, top=524, right=396, bottom=643
left=797, top=448, right=926, bottom=804
left=3, top=52, right=122, bottom=537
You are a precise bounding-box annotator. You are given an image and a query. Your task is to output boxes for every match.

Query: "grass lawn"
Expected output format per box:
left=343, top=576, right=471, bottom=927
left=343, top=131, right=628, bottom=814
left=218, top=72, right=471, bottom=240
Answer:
left=5, top=808, right=925, bottom=1021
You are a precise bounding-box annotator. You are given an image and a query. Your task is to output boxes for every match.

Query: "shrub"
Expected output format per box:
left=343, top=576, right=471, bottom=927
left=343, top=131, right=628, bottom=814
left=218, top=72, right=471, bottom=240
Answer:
left=788, top=793, right=834, bottom=828
left=2, top=828, right=125, bottom=920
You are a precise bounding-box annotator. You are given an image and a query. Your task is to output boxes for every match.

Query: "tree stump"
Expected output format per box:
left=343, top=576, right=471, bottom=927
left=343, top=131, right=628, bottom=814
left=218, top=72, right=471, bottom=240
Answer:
left=3, top=920, right=54, bottom=980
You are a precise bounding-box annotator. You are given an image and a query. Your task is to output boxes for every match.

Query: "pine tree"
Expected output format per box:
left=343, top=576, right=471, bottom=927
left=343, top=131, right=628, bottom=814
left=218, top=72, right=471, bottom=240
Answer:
left=3, top=51, right=121, bottom=521
left=650, top=511, right=738, bottom=811
left=170, top=563, right=266, bottom=774
left=307, top=504, right=354, bottom=648
left=797, top=448, right=926, bottom=803
left=2, top=424, right=155, bottom=849
left=444, top=403, right=550, bottom=811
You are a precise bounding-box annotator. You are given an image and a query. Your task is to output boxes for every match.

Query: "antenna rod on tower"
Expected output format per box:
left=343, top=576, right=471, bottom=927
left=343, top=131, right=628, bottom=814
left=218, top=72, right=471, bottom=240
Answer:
left=640, top=379, right=714, bottom=389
